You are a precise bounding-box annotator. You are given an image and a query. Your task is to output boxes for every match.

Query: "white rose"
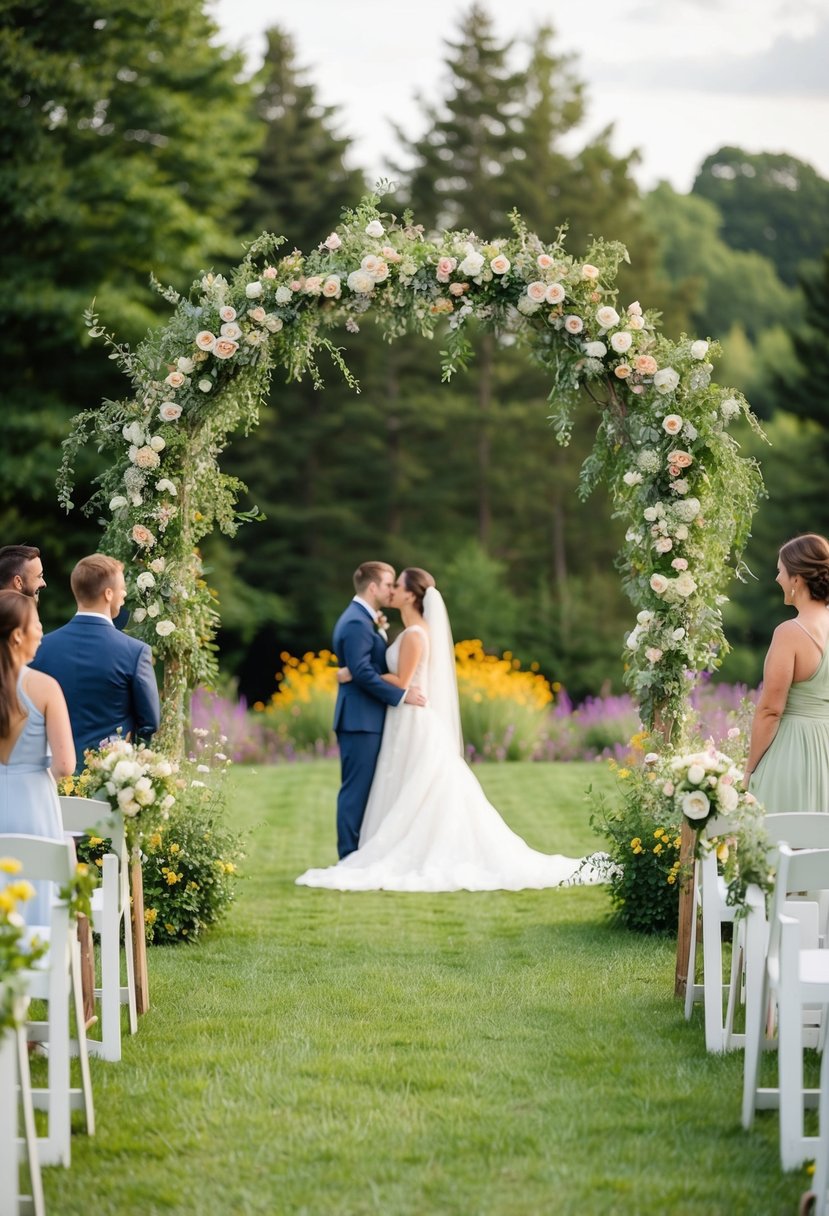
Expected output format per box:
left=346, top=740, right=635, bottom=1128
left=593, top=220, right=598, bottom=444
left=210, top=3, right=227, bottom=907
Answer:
left=674, top=572, right=698, bottom=598
left=116, top=786, right=136, bottom=809
left=159, top=402, right=182, bottom=422
left=626, top=626, right=641, bottom=651
left=721, top=397, right=741, bottom=421
left=687, top=763, right=706, bottom=785
left=610, top=331, right=633, bottom=353
left=637, top=610, right=654, bottom=626
left=324, top=232, right=342, bottom=250
left=149, top=435, right=165, bottom=452
left=122, top=422, right=144, bottom=445
left=220, top=322, right=242, bottom=340
left=264, top=315, right=283, bottom=332
left=156, top=620, right=176, bottom=637
left=690, top=340, right=709, bottom=360
left=672, top=627, right=686, bottom=641
left=584, top=341, right=607, bottom=358
left=176, top=356, right=195, bottom=374
left=198, top=379, right=212, bottom=393
left=458, top=247, right=485, bottom=277
left=136, top=572, right=156, bottom=591
left=517, top=296, right=540, bottom=315
left=347, top=269, right=375, bottom=294
left=146, top=603, right=160, bottom=618
left=682, top=790, right=710, bottom=821
left=596, top=305, right=620, bottom=329
left=132, top=607, right=147, bottom=623
left=650, top=574, right=669, bottom=594
left=365, top=220, right=384, bottom=237
left=654, top=367, right=680, bottom=394
left=718, top=783, right=739, bottom=812
left=156, top=478, right=176, bottom=495
left=654, top=537, right=673, bottom=554
left=245, top=281, right=263, bottom=298
left=109, top=495, right=128, bottom=510
left=643, top=507, right=658, bottom=522
left=623, top=471, right=643, bottom=486
left=275, top=286, right=293, bottom=305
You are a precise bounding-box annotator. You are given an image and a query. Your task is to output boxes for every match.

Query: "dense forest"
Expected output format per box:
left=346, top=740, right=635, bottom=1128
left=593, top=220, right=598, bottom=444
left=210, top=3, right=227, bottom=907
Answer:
left=2, top=2, right=829, bottom=703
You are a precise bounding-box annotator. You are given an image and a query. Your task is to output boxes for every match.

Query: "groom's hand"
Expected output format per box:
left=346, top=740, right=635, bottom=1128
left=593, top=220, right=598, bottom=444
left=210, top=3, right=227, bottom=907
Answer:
left=404, top=685, right=426, bottom=707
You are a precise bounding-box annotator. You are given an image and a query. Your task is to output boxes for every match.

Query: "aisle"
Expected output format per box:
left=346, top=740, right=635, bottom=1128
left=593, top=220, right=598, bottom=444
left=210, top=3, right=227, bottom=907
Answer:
left=42, top=762, right=805, bottom=1216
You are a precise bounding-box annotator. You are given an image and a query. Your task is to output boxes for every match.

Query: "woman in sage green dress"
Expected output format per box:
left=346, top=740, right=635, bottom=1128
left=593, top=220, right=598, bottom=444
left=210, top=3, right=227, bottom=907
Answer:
left=746, top=534, right=829, bottom=813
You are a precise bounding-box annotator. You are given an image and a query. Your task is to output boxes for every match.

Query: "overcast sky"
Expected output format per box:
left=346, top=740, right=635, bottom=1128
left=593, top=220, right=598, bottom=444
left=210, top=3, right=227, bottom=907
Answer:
left=208, top=0, right=829, bottom=193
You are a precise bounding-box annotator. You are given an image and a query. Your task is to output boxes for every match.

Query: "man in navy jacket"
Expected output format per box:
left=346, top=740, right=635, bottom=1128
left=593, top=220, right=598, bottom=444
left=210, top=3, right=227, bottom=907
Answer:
left=31, top=554, right=161, bottom=771
left=333, top=561, right=425, bottom=858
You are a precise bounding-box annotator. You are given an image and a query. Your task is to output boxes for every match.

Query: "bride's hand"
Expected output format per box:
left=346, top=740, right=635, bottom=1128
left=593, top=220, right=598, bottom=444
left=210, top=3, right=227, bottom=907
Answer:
left=337, top=666, right=352, bottom=684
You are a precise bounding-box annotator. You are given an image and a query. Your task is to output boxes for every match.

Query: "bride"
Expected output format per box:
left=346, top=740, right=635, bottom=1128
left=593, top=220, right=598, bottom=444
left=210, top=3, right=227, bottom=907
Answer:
left=296, top=568, right=606, bottom=892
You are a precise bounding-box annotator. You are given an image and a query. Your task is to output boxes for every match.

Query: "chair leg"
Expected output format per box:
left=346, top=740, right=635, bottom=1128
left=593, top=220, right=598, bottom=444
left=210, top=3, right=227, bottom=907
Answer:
left=123, top=893, right=138, bottom=1036
left=742, top=907, right=770, bottom=1128
left=779, top=920, right=808, bottom=1170
left=15, top=1023, right=45, bottom=1216
left=684, top=866, right=699, bottom=1021
left=0, top=1026, right=19, bottom=1216
left=95, top=854, right=122, bottom=1062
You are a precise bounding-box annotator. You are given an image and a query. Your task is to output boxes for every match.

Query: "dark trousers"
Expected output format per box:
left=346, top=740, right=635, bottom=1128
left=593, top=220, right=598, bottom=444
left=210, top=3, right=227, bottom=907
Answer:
left=336, top=730, right=383, bottom=858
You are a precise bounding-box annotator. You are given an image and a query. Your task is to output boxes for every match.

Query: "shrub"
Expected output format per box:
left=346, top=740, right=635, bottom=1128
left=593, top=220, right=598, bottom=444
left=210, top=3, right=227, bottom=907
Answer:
left=455, top=638, right=554, bottom=761
left=256, top=649, right=338, bottom=753
left=590, top=757, right=682, bottom=934
left=141, top=734, right=244, bottom=944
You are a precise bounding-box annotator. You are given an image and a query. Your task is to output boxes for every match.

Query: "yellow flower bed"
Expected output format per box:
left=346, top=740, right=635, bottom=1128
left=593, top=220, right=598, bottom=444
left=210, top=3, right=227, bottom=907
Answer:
left=255, top=649, right=339, bottom=752
left=454, top=639, right=554, bottom=760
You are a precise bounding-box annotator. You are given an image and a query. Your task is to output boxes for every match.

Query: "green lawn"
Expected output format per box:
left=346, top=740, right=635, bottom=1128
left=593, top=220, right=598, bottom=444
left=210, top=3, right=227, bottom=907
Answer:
left=40, top=761, right=809, bottom=1215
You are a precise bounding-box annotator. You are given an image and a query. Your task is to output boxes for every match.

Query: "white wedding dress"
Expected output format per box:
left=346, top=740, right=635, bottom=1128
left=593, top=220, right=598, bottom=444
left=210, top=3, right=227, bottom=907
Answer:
left=296, top=590, right=606, bottom=893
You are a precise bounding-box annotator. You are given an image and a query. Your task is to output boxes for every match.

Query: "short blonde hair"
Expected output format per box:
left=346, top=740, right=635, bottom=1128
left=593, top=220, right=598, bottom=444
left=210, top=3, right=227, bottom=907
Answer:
left=71, top=554, right=124, bottom=603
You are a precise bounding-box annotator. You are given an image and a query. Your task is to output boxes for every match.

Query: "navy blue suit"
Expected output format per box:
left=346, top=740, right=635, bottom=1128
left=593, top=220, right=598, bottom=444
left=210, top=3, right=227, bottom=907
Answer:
left=333, top=600, right=405, bottom=858
left=31, top=614, right=161, bottom=771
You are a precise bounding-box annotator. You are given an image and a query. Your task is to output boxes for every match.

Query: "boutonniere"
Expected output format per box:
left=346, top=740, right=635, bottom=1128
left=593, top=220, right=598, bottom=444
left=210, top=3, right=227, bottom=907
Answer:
left=375, top=612, right=389, bottom=634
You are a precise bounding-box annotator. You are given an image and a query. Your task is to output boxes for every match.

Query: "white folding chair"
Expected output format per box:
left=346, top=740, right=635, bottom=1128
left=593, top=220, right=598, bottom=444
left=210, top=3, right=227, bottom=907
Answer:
left=684, top=813, right=749, bottom=1051
left=59, top=797, right=137, bottom=1062
left=0, top=989, right=45, bottom=1216
left=743, top=844, right=829, bottom=1170
left=0, top=834, right=95, bottom=1168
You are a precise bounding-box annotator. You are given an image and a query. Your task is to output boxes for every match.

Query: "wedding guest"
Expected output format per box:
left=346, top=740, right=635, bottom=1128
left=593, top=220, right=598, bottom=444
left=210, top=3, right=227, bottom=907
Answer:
left=746, top=533, right=829, bottom=813
left=0, top=590, right=75, bottom=922
left=0, top=544, right=46, bottom=602
left=30, top=554, right=160, bottom=772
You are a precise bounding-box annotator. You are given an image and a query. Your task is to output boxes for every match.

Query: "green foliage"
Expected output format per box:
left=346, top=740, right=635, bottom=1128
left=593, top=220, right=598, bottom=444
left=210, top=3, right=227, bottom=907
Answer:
left=590, top=766, right=682, bottom=934
left=693, top=147, right=829, bottom=286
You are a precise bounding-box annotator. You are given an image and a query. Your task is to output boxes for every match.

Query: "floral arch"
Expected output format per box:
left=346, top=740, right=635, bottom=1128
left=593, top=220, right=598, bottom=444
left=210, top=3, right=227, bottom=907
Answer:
left=59, top=189, right=764, bottom=758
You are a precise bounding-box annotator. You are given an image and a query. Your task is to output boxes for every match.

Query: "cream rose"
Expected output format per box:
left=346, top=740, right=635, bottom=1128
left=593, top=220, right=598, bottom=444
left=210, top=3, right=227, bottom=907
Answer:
left=165, top=370, right=185, bottom=389
left=155, top=620, right=176, bottom=637
left=596, top=305, right=620, bottom=329
left=537, top=254, right=554, bottom=270
left=347, top=269, right=374, bottom=294
left=563, top=315, right=584, bottom=335
left=133, top=445, right=160, bottom=470
left=248, top=306, right=266, bottom=323
left=365, top=219, right=384, bottom=237
left=322, top=275, right=341, bottom=298
left=324, top=232, right=342, bottom=250
left=674, top=572, right=698, bottom=597
left=581, top=264, right=600, bottom=280
left=526, top=281, right=547, bottom=303
left=218, top=306, right=237, bottom=323
left=662, top=414, right=683, bottom=435
left=650, top=574, right=669, bottom=595
left=545, top=282, right=566, bottom=305
left=645, top=647, right=663, bottom=663
left=213, top=338, right=239, bottom=359
left=614, top=364, right=631, bottom=379
left=195, top=331, right=217, bottom=351
left=131, top=524, right=155, bottom=548
left=490, top=254, right=510, bottom=275
left=610, top=331, right=633, bottom=353
left=634, top=354, right=658, bottom=375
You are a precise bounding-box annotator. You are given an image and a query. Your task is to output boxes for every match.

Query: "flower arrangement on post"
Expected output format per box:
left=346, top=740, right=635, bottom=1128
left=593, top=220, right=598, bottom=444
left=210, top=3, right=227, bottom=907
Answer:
left=660, top=744, right=773, bottom=910
left=0, top=858, right=47, bottom=1032
left=81, top=737, right=179, bottom=853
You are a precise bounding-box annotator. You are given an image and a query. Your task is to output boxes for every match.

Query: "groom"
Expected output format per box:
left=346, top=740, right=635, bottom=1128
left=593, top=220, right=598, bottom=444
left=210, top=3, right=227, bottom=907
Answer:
left=333, top=561, right=424, bottom=858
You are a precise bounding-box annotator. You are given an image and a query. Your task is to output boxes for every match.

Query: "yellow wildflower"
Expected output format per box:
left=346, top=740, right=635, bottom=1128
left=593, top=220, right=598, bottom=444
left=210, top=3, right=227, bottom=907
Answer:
left=618, top=768, right=631, bottom=779
left=6, top=880, right=35, bottom=902
left=144, top=907, right=158, bottom=925
left=653, top=843, right=664, bottom=855
left=0, top=857, right=23, bottom=875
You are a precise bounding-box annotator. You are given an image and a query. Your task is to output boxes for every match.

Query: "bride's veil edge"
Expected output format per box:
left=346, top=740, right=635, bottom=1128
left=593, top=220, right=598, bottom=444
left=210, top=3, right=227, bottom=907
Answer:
left=423, top=586, right=464, bottom=757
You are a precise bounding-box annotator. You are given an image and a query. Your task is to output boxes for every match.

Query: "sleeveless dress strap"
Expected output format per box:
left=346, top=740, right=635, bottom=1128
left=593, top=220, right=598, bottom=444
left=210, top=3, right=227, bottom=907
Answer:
left=793, top=619, right=825, bottom=655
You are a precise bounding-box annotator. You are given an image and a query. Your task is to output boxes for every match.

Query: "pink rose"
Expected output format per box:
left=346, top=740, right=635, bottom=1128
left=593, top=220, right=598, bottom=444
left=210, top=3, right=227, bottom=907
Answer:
left=581, top=264, right=600, bottom=280
left=537, top=254, right=554, bottom=270
left=436, top=256, right=457, bottom=283
left=322, top=276, right=341, bottom=298
left=248, top=307, right=266, bottom=323
left=654, top=537, right=673, bottom=554
left=634, top=354, right=658, bottom=376
left=165, top=371, right=185, bottom=389
left=263, top=266, right=278, bottom=279
left=526, top=281, right=548, bottom=303
left=563, top=314, right=584, bottom=334
left=614, top=364, right=631, bottom=379
left=324, top=233, right=341, bottom=251
left=131, top=524, right=156, bottom=548
left=667, top=450, right=693, bottom=468
left=290, top=280, right=302, bottom=292
left=545, top=282, right=566, bottom=305
left=213, top=338, right=239, bottom=359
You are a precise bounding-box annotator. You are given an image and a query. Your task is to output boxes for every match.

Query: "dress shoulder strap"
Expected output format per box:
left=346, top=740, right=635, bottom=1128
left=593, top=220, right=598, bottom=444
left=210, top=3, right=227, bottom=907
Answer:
left=793, top=619, right=825, bottom=656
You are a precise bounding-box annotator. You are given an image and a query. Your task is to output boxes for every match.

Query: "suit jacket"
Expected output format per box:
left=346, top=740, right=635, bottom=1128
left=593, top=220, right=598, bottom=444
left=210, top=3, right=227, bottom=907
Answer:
left=31, top=614, right=161, bottom=764
left=332, top=601, right=405, bottom=733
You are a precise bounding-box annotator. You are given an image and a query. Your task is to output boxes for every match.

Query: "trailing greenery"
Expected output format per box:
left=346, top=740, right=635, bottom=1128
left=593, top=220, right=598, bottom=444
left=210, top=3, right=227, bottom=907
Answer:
left=37, top=762, right=809, bottom=1215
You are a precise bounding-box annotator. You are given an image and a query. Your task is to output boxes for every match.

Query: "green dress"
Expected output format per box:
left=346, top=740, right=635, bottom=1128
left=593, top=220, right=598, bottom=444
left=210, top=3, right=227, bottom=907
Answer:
left=750, top=625, right=829, bottom=814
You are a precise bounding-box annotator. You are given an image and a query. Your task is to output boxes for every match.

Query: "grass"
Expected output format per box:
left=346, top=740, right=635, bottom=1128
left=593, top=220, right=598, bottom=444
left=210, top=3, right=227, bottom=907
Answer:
left=38, top=761, right=809, bottom=1215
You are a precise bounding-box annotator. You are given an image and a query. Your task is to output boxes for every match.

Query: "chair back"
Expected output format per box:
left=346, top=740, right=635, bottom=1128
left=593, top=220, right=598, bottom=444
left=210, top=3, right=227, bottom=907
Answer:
left=764, top=813, right=829, bottom=852
left=59, top=795, right=125, bottom=858
left=768, top=845, right=829, bottom=961
left=700, top=813, right=739, bottom=842
left=0, top=833, right=75, bottom=887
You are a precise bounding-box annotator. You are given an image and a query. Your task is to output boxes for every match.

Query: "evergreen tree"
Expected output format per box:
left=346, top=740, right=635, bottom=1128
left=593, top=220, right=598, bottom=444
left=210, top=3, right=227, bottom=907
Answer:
left=692, top=147, right=829, bottom=287
left=0, top=0, right=258, bottom=626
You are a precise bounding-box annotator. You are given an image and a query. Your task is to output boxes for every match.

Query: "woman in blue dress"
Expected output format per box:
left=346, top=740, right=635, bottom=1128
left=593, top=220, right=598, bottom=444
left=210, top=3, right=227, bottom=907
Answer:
left=0, top=590, right=75, bottom=922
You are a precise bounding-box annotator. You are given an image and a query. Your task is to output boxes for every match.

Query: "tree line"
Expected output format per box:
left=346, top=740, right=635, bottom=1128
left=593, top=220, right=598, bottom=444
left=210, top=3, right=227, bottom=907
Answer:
left=2, top=1, right=828, bottom=703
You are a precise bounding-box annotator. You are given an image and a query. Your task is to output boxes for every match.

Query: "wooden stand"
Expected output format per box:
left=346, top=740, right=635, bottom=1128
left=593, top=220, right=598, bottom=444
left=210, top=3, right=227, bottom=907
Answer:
left=674, top=818, right=697, bottom=997
left=130, top=859, right=150, bottom=1015
left=76, top=914, right=96, bottom=1026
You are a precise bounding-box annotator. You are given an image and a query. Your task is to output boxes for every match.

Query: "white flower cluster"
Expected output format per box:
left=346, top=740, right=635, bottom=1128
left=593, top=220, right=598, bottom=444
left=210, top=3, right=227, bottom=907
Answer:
left=84, top=738, right=178, bottom=844
left=661, top=745, right=747, bottom=827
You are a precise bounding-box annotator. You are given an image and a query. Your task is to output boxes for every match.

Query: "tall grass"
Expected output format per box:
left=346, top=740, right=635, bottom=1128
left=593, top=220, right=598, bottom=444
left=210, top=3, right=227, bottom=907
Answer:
left=40, top=762, right=807, bottom=1215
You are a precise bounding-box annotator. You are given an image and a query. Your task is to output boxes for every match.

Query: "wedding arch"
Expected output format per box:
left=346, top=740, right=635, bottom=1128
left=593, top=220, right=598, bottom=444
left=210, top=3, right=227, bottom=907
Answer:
left=59, top=187, right=764, bottom=757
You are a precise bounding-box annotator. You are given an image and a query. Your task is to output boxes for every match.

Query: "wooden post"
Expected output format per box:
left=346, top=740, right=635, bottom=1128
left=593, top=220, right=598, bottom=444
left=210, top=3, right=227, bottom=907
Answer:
left=130, top=858, right=150, bottom=1015
left=76, top=914, right=97, bottom=1027
left=674, top=819, right=697, bottom=997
